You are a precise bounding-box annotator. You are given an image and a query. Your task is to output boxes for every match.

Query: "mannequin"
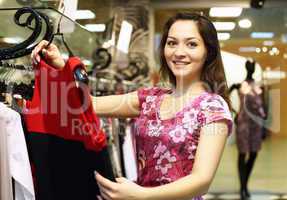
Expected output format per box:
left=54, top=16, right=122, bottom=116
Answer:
left=229, top=59, right=266, bottom=200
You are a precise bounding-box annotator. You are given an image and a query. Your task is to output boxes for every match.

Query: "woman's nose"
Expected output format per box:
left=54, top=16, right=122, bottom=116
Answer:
left=173, top=45, right=187, bottom=57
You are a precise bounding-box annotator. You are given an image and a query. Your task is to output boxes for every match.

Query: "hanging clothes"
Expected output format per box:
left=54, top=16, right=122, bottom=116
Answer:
left=0, top=102, right=35, bottom=200
left=22, top=57, right=114, bottom=200
left=0, top=104, right=13, bottom=200
left=23, top=57, right=106, bottom=151
left=122, top=120, right=138, bottom=181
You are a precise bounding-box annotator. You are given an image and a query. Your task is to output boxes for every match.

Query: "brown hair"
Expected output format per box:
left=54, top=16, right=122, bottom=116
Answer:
left=159, top=12, right=231, bottom=109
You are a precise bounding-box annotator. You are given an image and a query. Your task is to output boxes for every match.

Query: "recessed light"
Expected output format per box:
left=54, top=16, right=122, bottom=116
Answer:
left=239, top=46, right=257, bottom=52
left=217, top=33, right=231, bottom=40
left=2, top=37, right=23, bottom=44
left=84, top=24, right=106, bottom=32
left=75, top=10, right=96, bottom=20
left=210, top=7, right=242, bottom=17
left=262, top=47, right=268, bottom=52
left=213, top=22, right=236, bottom=31
left=263, top=40, right=274, bottom=46
left=251, top=32, right=274, bottom=39
left=238, top=19, right=252, bottom=28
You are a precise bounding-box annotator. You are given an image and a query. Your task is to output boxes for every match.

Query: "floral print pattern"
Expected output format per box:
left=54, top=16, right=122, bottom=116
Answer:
left=147, top=120, right=163, bottom=137
left=134, top=87, right=233, bottom=197
left=155, top=150, right=177, bottom=174
left=169, top=125, right=187, bottom=143
left=182, top=108, right=200, bottom=133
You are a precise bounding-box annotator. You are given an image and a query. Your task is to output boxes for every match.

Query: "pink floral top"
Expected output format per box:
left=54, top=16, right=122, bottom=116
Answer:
left=134, top=87, right=232, bottom=198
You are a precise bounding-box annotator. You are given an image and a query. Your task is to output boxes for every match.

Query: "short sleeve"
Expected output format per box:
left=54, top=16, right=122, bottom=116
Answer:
left=137, top=87, right=164, bottom=110
left=137, top=87, right=149, bottom=110
left=199, top=94, right=233, bottom=136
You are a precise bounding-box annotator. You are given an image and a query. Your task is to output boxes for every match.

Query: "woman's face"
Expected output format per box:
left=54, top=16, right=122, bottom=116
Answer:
left=164, top=20, right=207, bottom=82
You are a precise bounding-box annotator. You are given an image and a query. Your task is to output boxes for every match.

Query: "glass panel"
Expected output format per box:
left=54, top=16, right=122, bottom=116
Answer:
left=0, top=7, right=113, bottom=66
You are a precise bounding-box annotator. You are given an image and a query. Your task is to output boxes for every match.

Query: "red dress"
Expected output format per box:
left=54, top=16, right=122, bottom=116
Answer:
left=24, top=57, right=106, bottom=151
left=134, top=87, right=232, bottom=200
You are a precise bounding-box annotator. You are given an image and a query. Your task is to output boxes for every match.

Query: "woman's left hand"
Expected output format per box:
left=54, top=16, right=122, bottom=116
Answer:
left=95, top=172, right=148, bottom=200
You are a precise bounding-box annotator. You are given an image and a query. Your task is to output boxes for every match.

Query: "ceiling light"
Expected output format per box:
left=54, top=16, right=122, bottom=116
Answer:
left=213, top=22, right=236, bottom=31
left=251, top=32, right=274, bottom=39
left=217, top=33, right=230, bottom=40
left=2, top=37, right=23, bottom=44
left=117, top=20, right=133, bottom=53
left=262, top=47, right=268, bottom=52
left=271, top=47, right=280, bottom=55
left=239, top=46, right=257, bottom=52
left=209, top=7, right=242, bottom=17
left=263, top=70, right=286, bottom=79
left=269, top=50, right=274, bottom=56
left=256, top=48, right=261, bottom=53
left=238, top=19, right=252, bottom=28
left=75, top=10, right=95, bottom=20
left=84, top=24, right=106, bottom=32
left=272, top=47, right=278, bottom=52
left=263, top=40, right=274, bottom=46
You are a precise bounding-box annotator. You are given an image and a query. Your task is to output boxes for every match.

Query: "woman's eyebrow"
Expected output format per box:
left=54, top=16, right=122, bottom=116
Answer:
left=167, top=36, right=200, bottom=41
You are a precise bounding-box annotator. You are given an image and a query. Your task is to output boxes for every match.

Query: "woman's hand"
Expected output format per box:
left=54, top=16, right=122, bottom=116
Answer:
left=95, top=172, right=148, bottom=200
left=31, top=40, right=65, bottom=69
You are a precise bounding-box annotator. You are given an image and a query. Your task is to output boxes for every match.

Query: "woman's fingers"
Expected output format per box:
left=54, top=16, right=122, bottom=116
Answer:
left=31, top=40, right=49, bottom=64
left=99, top=187, right=112, bottom=200
left=95, top=172, right=116, bottom=190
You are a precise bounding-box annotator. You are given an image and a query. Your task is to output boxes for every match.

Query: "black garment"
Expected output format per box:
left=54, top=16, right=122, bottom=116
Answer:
left=25, top=132, right=114, bottom=200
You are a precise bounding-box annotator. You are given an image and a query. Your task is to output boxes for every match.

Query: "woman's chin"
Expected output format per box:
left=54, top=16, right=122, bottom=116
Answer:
left=172, top=69, right=192, bottom=77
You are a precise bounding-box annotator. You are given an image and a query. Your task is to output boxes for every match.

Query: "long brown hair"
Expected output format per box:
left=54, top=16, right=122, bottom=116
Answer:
left=159, top=12, right=231, bottom=109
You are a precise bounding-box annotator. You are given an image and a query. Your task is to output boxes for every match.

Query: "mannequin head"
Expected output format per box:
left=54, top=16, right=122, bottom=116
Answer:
left=245, top=60, right=255, bottom=81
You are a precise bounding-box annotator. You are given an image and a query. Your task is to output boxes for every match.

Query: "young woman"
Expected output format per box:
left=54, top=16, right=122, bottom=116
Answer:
left=31, top=12, right=233, bottom=200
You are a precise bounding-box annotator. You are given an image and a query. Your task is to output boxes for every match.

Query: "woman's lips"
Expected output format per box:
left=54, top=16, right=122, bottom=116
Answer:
left=172, top=61, right=191, bottom=67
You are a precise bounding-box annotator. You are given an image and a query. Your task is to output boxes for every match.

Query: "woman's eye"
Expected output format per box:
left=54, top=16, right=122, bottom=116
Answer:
left=187, top=42, right=198, bottom=48
left=167, top=41, right=176, bottom=47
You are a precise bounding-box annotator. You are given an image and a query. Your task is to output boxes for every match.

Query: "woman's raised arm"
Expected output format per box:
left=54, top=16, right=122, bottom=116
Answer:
left=92, top=91, right=140, bottom=118
left=31, top=41, right=141, bottom=119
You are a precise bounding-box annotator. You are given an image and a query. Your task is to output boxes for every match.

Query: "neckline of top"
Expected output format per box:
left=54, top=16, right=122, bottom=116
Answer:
left=157, top=90, right=208, bottom=121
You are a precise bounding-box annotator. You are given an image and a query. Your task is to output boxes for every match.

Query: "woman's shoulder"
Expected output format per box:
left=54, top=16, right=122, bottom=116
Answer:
left=138, top=86, right=172, bottom=97
left=199, top=92, right=230, bottom=111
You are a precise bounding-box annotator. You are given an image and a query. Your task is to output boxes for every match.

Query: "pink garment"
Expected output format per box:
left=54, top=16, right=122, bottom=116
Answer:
left=134, top=87, right=232, bottom=199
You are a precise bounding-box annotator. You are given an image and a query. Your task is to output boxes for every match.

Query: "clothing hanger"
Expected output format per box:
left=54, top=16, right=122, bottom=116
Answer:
left=42, top=5, right=89, bottom=85
left=0, top=7, right=53, bottom=60
left=45, top=7, right=74, bottom=57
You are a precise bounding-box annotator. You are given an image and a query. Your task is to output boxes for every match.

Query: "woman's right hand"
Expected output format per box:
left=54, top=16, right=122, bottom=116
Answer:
left=31, top=40, right=65, bottom=69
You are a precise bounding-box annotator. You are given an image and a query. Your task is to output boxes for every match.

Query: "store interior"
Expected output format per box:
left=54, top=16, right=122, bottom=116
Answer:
left=0, top=0, right=286, bottom=200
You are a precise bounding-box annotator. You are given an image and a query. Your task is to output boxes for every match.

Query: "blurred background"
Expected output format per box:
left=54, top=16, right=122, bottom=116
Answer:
left=0, top=0, right=286, bottom=200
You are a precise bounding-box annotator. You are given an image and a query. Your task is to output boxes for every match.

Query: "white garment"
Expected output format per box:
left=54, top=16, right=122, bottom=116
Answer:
left=0, top=111, right=13, bottom=200
left=0, top=103, right=35, bottom=200
left=123, top=124, right=137, bottom=181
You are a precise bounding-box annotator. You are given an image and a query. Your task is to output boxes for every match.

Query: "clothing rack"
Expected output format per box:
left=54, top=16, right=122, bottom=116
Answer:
left=0, top=61, right=33, bottom=71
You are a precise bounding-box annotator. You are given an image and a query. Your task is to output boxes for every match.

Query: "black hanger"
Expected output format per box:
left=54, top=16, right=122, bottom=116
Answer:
left=0, top=7, right=53, bottom=60
left=41, top=6, right=89, bottom=85
left=44, top=6, right=73, bottom=57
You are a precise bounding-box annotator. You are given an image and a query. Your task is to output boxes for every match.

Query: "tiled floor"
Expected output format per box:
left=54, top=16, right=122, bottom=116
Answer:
left=204, top=192, right=287, bottom=200
left=206, top=135, right=287, bottom=200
